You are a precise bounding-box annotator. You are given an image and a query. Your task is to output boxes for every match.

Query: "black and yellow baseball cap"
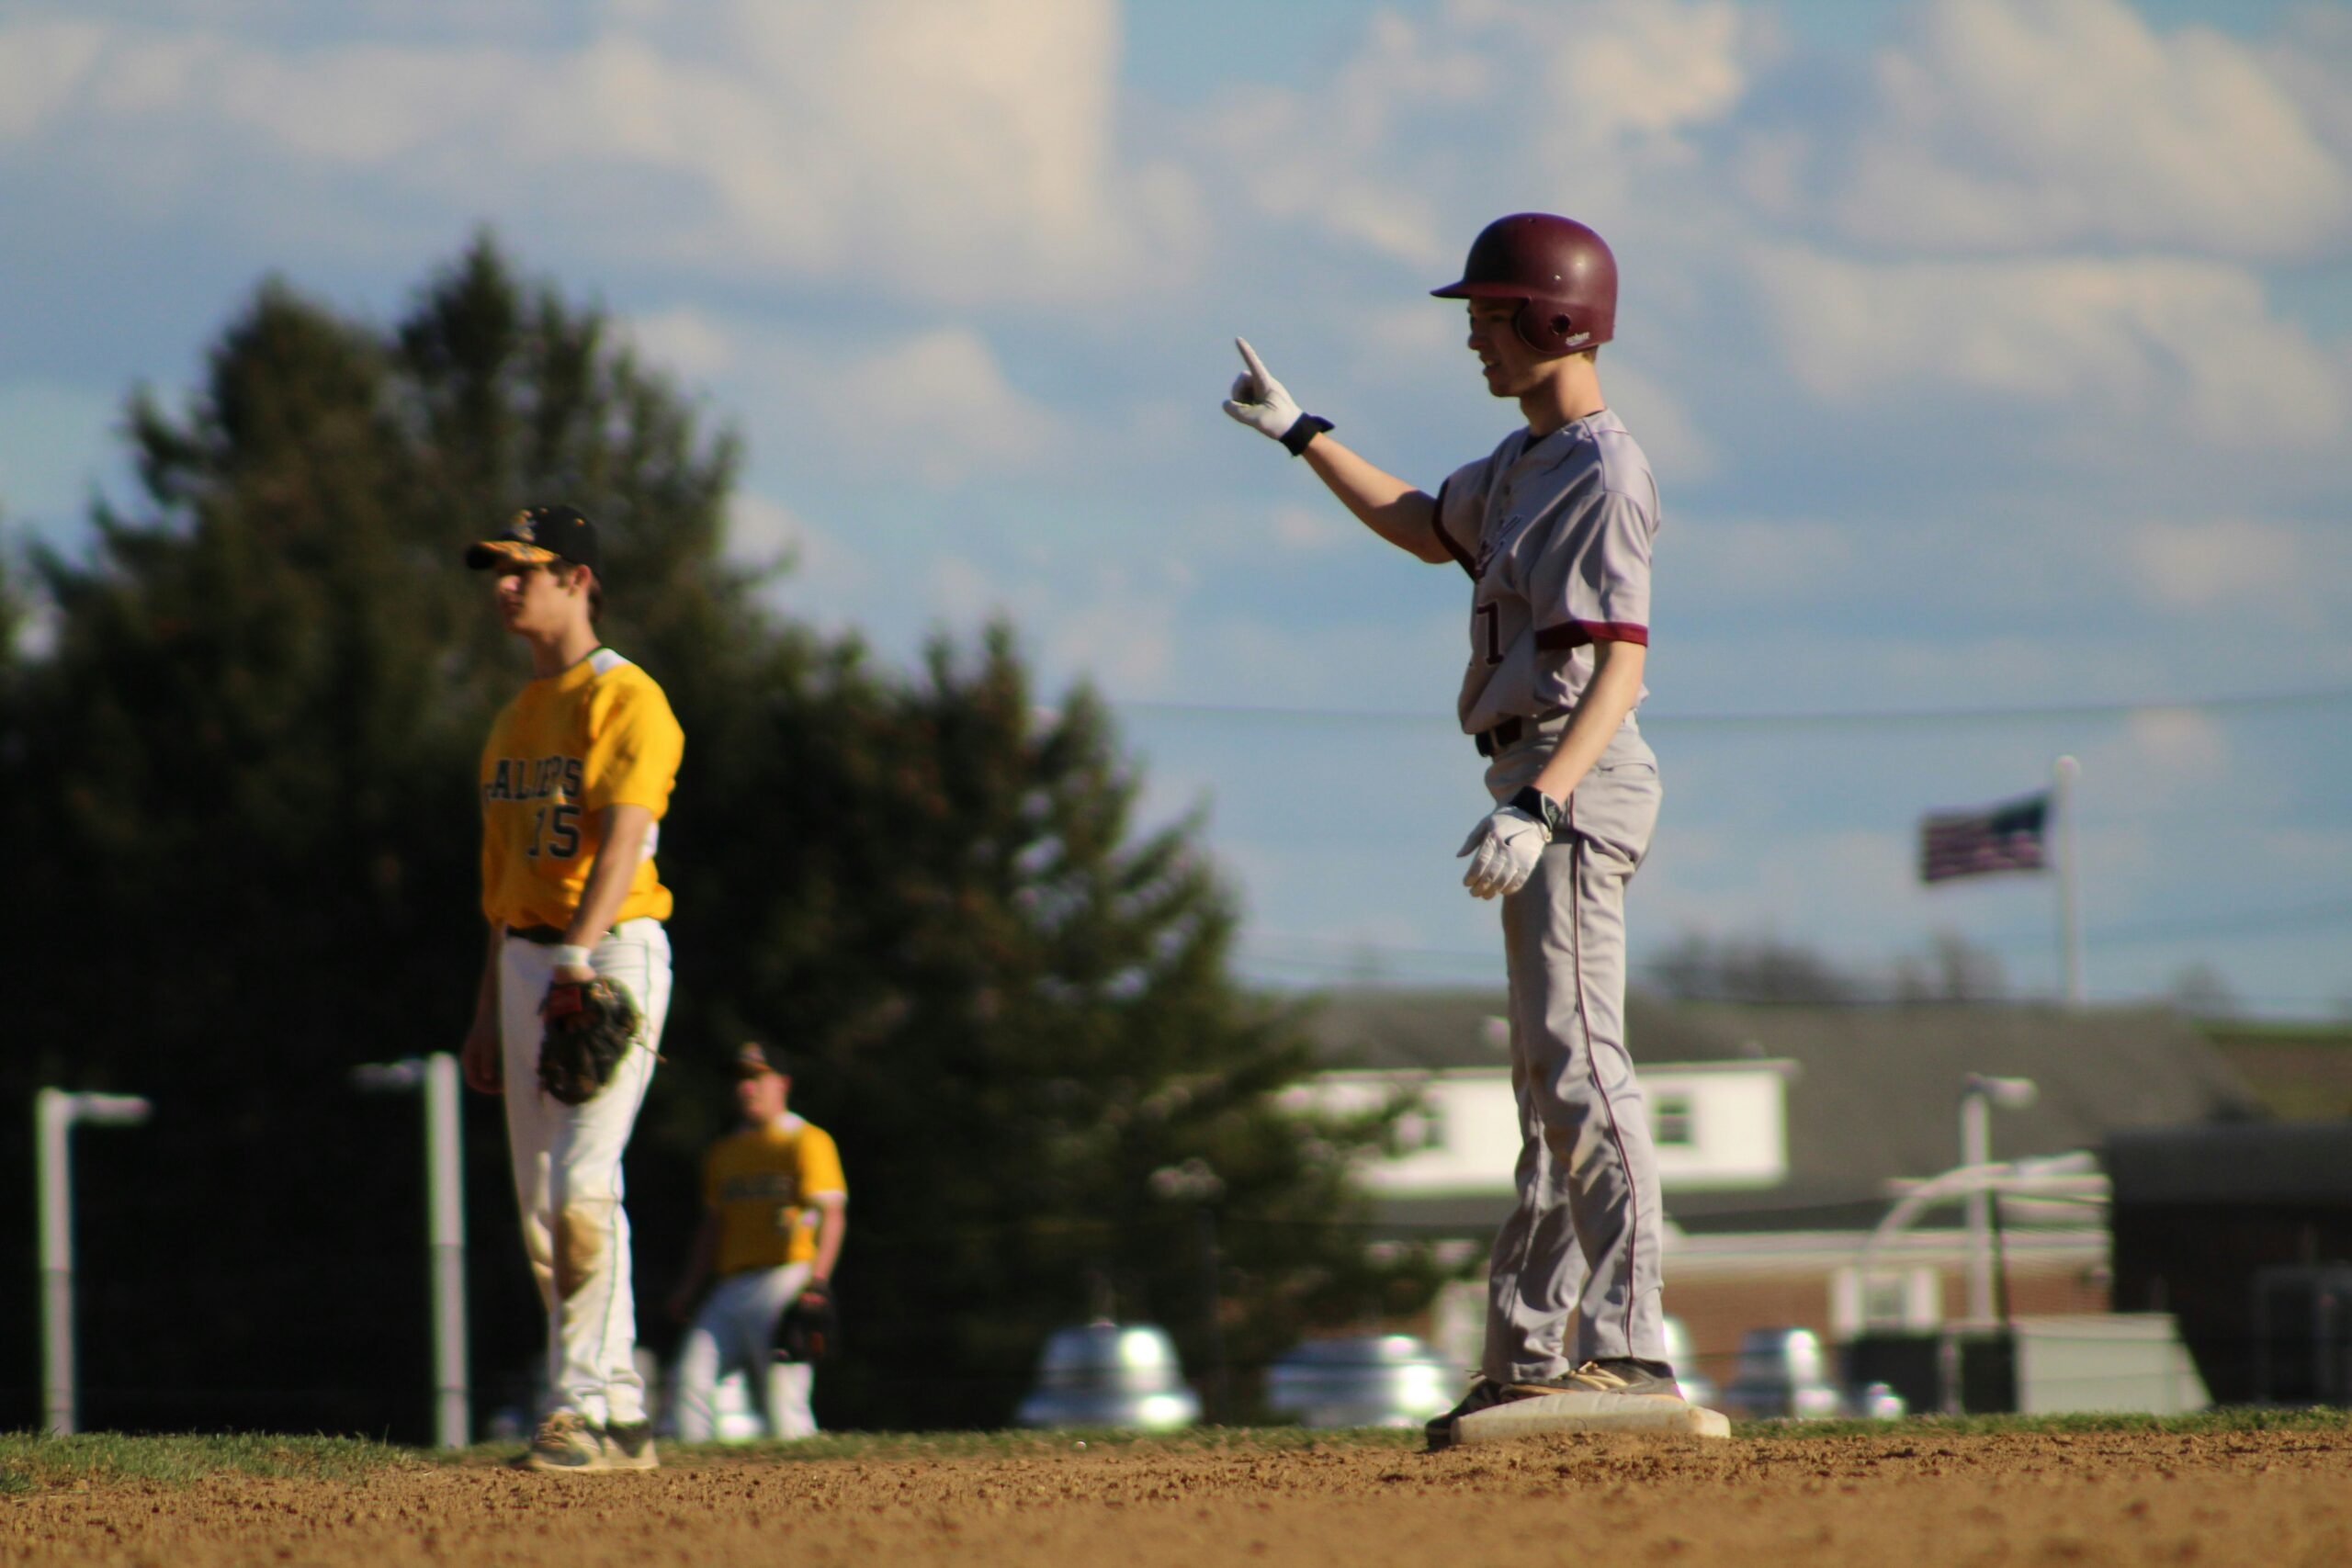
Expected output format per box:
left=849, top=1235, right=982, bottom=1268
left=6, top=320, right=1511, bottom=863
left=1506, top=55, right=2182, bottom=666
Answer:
left=734, top=1042, right=788, bottom=1078
left=464, top=504, right=602, bottom=574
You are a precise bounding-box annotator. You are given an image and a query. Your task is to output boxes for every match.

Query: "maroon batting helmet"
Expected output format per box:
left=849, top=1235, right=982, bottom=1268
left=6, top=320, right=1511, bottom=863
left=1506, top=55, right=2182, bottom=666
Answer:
left=1430, top=213, right=1616, bottom=355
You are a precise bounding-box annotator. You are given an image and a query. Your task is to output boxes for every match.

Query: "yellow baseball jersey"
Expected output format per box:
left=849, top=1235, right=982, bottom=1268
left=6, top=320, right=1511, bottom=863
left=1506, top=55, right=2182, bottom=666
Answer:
left=705, top=1115, right=848, bottom=1276
left=479, top=648, right=684, bottom=931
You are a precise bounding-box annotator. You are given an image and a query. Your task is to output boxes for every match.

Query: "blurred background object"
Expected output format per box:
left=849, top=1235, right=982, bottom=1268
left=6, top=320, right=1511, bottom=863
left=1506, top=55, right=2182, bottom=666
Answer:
left=1262, top=1335, right=1453, bottom=1429
left=1719, top=1328, right=1844, bottom=1422
left=1015, top=1323, right=1202, bottom=1431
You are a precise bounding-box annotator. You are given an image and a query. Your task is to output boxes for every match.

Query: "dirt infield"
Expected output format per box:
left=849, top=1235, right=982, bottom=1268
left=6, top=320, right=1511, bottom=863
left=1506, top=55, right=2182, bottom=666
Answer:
left=7, top=1424, right=2352, bottom=1568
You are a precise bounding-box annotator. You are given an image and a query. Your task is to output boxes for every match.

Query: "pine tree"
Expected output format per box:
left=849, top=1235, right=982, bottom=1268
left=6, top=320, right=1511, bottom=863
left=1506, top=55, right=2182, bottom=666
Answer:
left=1, top=240, right=751, bottom=1437
left=673, top=626, right=1438, bottom=1427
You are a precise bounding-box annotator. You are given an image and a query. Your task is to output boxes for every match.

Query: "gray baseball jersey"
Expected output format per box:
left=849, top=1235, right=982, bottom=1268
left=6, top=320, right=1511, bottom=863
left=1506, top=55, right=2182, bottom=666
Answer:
left=1431, top=409, right=1657, bottom=737
left=1433, top=407, right=1673, bottom=1385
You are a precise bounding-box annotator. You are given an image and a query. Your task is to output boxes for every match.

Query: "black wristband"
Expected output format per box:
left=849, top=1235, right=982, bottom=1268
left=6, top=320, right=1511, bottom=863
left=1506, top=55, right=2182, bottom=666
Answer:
left=1280, top=412, right=1333, bottom=457
left=1509, top=785, right=1563, bottom=838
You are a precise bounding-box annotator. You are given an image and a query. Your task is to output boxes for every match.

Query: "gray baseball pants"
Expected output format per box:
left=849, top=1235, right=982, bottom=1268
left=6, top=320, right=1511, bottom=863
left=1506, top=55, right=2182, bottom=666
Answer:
left=1479, top=717, right=1666, bottom=1382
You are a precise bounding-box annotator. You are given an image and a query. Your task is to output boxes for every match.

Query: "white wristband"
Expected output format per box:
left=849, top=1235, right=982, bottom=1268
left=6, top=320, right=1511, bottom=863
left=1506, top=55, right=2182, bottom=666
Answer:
left=552, top=943, right=593, bottom=971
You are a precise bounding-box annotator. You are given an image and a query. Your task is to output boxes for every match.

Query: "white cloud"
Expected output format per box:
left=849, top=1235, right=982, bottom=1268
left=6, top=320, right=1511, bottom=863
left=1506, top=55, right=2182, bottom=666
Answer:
left=1751, top=246, right=2347, bottom=448
left=2264, top=6, right=2352, bottom=166
left=2255, top=827, right=2352, bottom=880
left=2125, top=519, right=2304, bottom=613
left=0, top=0, right=1200, bottom=302
left=922, top=552, right=1183, bottom=694
left=1642, top=826, right=1919, bottom=941
left=1191, top=9, right=1483, bottom=270
left=826, top=328, right=1057, bottom=487
left=1355, top=303, right=1460, bottom=367
left=1669, top=515, right=1859, bottom=603
left=1047, top=578, right=1180, bottom=694
left=723, top=491, right=865, bottom=603
left=1513, top=0, right=1751, bottom=151
left=1192, top=0, right=1753, bottom=267
left=2121, top=707, right=2227, bottom=778
left=1271, top=503, right=1344, bottom=553
left=926, top=552, right=1000, bottom=627
left=663, top=315, right=1057, bottom=490
left=0, top=19, right=104, bottom=138
left=1830, top=0, right=2350, bottom=259
left=625, top=307, right=736, bottom=381
left=1600, top=359, right=1715, bottom=481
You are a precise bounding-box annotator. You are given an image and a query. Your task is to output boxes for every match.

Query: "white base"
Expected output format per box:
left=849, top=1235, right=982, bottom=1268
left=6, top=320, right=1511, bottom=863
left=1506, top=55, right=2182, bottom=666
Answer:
left=1452, top=1392, right=1732, bottom=1446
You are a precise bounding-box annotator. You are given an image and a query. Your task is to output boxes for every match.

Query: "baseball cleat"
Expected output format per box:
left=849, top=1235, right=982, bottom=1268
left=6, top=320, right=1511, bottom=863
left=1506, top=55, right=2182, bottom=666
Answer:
left=1427, top=1362, right=1687, bottom=1450
left=517, top=1411, right=608, bottom=1472
left=601, top=1419, right=659, bottom=1471
left=1521, top=1359, right=1686, bottom=1401
left=1424, top=1378, right=1514, bottom=1451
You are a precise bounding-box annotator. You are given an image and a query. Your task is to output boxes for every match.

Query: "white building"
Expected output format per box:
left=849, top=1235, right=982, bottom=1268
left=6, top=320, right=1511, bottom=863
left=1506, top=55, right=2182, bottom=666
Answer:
left=1296, top=989, right=2250, bottom=1406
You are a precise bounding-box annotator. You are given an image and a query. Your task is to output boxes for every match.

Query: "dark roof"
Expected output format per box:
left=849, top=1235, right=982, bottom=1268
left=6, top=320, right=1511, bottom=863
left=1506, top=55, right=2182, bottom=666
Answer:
left=1306, top=988, right=2266, bottom=1234
left=2108, top=1122, right=2352, bottom=1205
left=2193, top=1020, right=2352, bottom=1122
left=1303, top=988, right=1760, bottom=1072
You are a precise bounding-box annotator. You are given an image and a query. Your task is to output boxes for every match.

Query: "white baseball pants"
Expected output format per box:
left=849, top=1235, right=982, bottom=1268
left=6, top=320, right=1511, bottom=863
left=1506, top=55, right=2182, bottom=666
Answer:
left=1479, top=720, right=1667, bottom=1382
left=670, top=1263, right=819, bottom=1441
left=498, top=918, right=671, bottom=1427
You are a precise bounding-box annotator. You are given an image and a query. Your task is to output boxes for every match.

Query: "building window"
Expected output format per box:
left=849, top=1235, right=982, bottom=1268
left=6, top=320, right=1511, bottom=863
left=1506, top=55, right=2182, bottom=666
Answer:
left=1653, top=1093, right=1695, bottom=1148
left=1831, top=1266, right=1943, bottom=1336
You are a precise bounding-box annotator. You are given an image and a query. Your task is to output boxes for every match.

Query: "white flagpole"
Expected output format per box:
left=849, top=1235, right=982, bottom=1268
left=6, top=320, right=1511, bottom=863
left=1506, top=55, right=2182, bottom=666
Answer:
left=2053, top=756, right=2083, bottom=1006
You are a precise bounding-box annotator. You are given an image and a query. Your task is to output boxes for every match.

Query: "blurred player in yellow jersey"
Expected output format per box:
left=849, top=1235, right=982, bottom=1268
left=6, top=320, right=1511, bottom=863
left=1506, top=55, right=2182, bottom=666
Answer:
left=666, top=1043, right=848, bottom=1441
left=456, top=504, right=684, bottom=1473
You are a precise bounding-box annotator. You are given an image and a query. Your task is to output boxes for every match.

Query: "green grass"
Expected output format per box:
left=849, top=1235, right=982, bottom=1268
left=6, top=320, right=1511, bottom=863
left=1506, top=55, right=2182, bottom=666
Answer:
left=0, top=1432, right=418, bottom=1495
left=11, top=1409, right=2351, bottom=1494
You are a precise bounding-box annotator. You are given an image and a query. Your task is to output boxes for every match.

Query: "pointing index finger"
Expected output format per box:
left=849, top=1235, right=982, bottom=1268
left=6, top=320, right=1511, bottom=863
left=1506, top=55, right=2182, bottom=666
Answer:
left=1234, top=336, right=1271, bottom=387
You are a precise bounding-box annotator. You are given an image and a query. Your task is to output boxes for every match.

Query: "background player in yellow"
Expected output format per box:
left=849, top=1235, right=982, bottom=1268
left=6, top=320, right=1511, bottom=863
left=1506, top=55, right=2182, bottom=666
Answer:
left=666, top=1043, right=848, bottom=1441
left=457, top=504, right=685, bottom=1473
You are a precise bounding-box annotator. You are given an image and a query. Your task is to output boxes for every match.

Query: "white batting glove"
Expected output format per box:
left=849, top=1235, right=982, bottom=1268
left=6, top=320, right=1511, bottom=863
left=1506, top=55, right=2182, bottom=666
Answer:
left=1457, top=788, right=1563, bottom=900
left=1222, top=338, right=1332, bottom=455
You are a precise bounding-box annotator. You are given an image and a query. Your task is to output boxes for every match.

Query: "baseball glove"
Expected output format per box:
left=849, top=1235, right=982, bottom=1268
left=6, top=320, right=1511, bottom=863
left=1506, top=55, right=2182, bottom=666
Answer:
left=775, top=1281, right=840, bottom=1365
left=537, top=976, right=641, bottom=1107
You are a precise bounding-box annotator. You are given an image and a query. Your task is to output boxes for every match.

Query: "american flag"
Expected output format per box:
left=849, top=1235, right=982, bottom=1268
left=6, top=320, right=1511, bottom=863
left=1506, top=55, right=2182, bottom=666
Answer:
left=1919, top=792, right=2051, bottom=885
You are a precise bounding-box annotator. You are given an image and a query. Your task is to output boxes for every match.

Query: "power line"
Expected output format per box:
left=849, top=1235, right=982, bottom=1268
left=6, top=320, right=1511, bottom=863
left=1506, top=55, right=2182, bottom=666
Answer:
left=1239, top=895, right=2352, bottom=972
left=1230, top=949, right=2348, bottom=1011
left=1114, top=684, right=2352, bottom=732
left=1233, top=968, right=2344, bottom=1012
left=2078, top=898, right=2352, bottom=947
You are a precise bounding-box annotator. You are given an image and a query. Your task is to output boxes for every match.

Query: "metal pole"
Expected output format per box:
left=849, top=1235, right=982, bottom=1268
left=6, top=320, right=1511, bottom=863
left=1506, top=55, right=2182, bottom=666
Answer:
left=1987, top=1169, right=2013, bottom=1331
left=2053, top=756, right=2083, bottom=1007
left=37, top=1090, right=75, bottom=1436
left=1195, top=1205, right=1229, bottom=1426
left=1961, top=1089, right=1993, bottom=1325
left=424, top=1054, right=470, bottom=1450
left=35, top=1090, right=152, bottom=1436
left=356, top=1056, right=472, bottom=1449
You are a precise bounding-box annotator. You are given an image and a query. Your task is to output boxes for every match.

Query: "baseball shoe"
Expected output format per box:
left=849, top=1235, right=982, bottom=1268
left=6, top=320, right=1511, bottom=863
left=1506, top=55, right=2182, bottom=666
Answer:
left=1528, top=1359, right=1686, bottom=1401
left=601, top=1419, right=659, bottom=1471
left=1426, top=1361, right=1686, bottom=1451
left=1423, top=1378, right=1514, bottom=1451
left=516, top=1412, right=607, bottom=1472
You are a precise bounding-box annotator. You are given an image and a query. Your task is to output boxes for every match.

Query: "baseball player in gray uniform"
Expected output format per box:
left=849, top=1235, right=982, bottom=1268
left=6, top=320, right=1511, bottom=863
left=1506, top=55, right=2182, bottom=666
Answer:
left=1223, top=212, right=1679, bottom=1448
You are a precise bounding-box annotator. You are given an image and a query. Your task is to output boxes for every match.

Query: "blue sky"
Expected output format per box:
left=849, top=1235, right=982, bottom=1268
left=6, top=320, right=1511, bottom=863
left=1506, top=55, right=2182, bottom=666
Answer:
left=3, top=0, right=2347, bottom=1015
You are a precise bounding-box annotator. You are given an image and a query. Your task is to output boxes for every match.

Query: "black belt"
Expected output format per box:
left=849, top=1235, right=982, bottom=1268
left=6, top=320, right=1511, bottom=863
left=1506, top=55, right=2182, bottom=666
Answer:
left=1474, top=717, right=1525, bottom=759
left=506, top=925, right=567, bottom=945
